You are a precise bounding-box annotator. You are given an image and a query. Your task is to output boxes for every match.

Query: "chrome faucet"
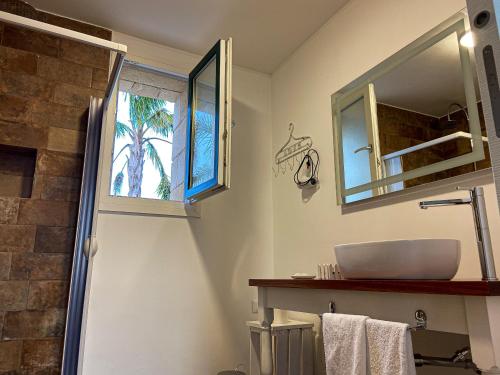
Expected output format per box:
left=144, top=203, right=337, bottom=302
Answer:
left=419, top=187, right=497, bottom=281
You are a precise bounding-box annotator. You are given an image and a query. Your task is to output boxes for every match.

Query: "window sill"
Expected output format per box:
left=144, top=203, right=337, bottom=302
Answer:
left=98, top=196, right=200, bottom=218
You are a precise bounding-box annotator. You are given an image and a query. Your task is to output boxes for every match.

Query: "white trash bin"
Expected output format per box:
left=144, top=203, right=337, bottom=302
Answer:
left=247, top=320, right=314, bottom=375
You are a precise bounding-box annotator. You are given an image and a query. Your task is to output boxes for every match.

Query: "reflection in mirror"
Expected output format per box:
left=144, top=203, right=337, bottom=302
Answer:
left=374, top=33, right=489, bottom=191
left=341, top=97, right=373, bottom=202
left=332, top=11, right=491, bottom=204
left=339, top=84, right=383, bottom=203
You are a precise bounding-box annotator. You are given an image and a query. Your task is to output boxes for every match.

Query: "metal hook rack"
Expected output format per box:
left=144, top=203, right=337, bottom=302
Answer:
left=273, top=122, right=313, bottom=177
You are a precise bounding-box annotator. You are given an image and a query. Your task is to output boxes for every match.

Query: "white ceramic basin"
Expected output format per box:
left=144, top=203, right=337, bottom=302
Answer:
left=335, top=239, right=461, bottom=280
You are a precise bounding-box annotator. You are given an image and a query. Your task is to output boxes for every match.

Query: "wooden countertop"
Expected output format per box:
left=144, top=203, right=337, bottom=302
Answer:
left=249, top=279, right=500, bottom=296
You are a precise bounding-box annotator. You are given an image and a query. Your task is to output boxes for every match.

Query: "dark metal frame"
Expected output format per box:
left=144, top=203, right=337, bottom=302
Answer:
left=184, top=40, right=222, bottom=200
left=61, top=98, right=103, bottom=375
left=61, top=51, right=125, bottom=375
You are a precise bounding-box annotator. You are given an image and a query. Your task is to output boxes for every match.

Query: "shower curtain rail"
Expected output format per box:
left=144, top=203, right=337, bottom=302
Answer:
left=381, top=131, right=489, bottom=161
left=0, top=10, right=127, bottom=110
left=0, top=10, right=127, bottom=53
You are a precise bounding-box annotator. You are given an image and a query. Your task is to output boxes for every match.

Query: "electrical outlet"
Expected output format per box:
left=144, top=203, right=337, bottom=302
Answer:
left=251, top=299, right=258, bottom=314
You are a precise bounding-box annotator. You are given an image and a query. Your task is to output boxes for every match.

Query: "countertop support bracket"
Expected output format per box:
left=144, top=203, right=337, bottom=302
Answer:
left=258, top=288, right=274, bottom=375
left=466, top=297, right=500, bottom=373
left=252, top=282, right=500, bottom=374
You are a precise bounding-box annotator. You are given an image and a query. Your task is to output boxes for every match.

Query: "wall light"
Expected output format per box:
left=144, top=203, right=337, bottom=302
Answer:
left=460, top=31, right=475, bottom=48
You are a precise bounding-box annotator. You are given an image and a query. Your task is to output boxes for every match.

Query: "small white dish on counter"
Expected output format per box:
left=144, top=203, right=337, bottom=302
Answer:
left=291, top=273, right=316, bottom=280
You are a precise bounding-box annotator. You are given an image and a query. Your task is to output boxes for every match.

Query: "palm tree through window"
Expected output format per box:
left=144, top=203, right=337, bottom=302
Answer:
left=110, top=62, right=188, bottom=201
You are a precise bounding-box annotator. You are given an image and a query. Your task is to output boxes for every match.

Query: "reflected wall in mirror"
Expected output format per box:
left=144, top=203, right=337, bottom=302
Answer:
left=332, top=11, right=491, bottom=204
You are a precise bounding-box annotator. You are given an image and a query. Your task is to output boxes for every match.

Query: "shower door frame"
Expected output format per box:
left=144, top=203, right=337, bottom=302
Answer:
left=0, top=10, right=128, bottom=375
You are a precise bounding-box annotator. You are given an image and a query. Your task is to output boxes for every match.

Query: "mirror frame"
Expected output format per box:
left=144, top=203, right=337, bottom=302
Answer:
left=332, top=11, right=484, bottom=205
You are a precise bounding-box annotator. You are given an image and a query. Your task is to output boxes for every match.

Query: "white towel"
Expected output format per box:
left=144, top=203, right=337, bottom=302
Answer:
left=322, top=313, right=369, bottom=375
left=366, top=319, right=416, bottom=375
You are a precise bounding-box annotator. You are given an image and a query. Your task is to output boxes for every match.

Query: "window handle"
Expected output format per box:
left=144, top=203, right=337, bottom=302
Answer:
left=353, top=144, right=373, bottom=154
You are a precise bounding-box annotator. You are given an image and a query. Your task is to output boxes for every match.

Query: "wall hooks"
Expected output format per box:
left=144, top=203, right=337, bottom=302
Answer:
left=319, top=300, right=336, bottom=320
left=409, top=309, right=427, bottom=331
left=273, top=122, right=313, bottom=177
left=328, top=301, right=336, bottom=313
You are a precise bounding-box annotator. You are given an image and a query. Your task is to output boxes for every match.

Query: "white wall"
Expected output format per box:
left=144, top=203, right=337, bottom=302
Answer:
left=270, top=2, right=500, bottom=373
left=81, top=1, right=500, bottom=374
left=271, top=0, right=500, bottom=280
left=81, top=33, right=274, bottom=375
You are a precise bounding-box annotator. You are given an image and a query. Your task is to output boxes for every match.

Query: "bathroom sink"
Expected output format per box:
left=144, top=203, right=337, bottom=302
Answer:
left=335, top=239, right=461, bottom=280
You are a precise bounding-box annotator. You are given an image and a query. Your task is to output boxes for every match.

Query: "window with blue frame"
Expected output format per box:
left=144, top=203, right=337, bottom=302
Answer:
left=185, top=39, right=232, bottom=202
left=109, top=38, right=232, bottom=207
left=191, top=57, right=217, bottom=188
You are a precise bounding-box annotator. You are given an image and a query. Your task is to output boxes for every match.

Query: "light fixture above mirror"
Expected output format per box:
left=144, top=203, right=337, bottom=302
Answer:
left=460, top=31, right=475, bottom=47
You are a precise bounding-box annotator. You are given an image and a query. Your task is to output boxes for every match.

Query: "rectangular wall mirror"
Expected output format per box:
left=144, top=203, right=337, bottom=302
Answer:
left=332, top=10, right=491, bottom=204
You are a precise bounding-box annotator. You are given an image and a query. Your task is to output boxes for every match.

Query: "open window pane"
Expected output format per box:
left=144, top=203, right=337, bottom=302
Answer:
left=336, top=83, right=383, bottom=203
left=185, top=39, right=232, bottom=202
left=341, top=97, right=373, bottom=203
left=191, top=56, right=217, bottom=188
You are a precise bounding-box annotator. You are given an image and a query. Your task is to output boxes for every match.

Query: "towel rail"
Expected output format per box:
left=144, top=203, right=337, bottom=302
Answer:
left=318, top=304, right=481, bottom=372
left=318, top=300, right=336, bottom=319
left=321, top=301, right=427, bottom=331
left=408, top=309, right=427, bottom=331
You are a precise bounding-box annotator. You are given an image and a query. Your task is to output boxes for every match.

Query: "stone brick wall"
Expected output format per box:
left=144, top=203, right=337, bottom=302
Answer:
left=436, top=103, right=491, bottom=176
left=0, top=3, right=111, bottom=373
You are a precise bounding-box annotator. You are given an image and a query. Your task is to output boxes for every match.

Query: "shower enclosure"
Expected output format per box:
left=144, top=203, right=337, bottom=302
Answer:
left=0, top=9, right=127, bottom=375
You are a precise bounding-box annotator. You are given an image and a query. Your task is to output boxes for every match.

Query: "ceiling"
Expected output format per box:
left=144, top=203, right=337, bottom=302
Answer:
left=27, top=0, right=349, bottom=73
left=374, top=32, right=479, bottom=118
